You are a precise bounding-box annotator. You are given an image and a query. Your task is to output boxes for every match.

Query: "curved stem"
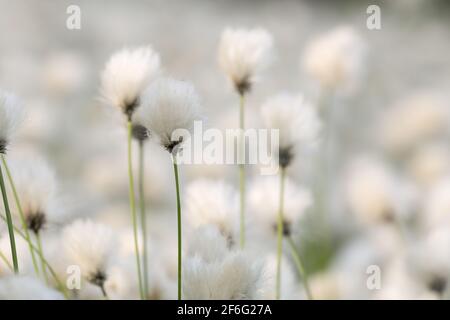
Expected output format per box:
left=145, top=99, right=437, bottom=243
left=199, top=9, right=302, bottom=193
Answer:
left=0, top=160, right=18, bottom=273
left=138, top=141, right=149, bottom=298
left=36, top=232, right=48, bottom=283
left=239, top=93, right=246, bottom=248
left=0, top=213, right=69, bottom=299
left=287, top=235, right=313, bottom=300
left=127, top=121, right=145, bottom=300
left=1, top=155, right=40, bottom=277
left=276, top=168, right=286, bottom=300
left=172, top=154, right=182, bottom=300
left=0, top=249, right=13, bottom=271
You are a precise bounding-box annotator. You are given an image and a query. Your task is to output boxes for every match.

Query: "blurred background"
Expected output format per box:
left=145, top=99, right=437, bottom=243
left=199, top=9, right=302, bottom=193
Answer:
left=1, top=0, right=450, bottom=299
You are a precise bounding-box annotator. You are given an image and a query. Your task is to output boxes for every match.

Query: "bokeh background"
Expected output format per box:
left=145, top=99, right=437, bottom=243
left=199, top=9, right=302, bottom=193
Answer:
left=1, top=0, right=450, bottom=299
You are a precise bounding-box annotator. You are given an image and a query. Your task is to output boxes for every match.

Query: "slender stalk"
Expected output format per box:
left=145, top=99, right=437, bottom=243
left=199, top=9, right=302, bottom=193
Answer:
left=287, top=235, right=313, bottom=300
left=0, top=213, right=69, bottom=299
left=276, top=167, right=286, bottom=300
left=99, top=284, right=109, bottom=299
left=0, top=249, right=13, bottom=271
left=36, top=233, right=48, bottom=283
left=239, top=93, right=246, bottom=248
left=127, top=121, right=145, bottom=300
left=171, top=154, right=182, bottom=300
left=138, top=140, right=149, bottom=298
left=1, top=155, right=40, bottom=276
left=0, top=160, right=18, bottom=273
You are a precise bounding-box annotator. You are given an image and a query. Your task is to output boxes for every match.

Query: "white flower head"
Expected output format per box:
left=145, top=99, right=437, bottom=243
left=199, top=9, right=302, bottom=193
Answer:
left=185, top=179, right=239, bottom=247
left=62, top=219, right=116, bottom=290
left=8, top=156, right=61, bottom=234
left=0, top=91, right=24, bottom=154
left=100, top=46, right=161, bottom=119
left=248, top=176, right=312, bottom=237
left=183, top=226, right=264, bottom=299
left=134, top=77, right=202, bottom=153
left=0, top=275, right=64, bottom=300
left=302, top=26, right=366, bottom=92
left=261, top=93, right=321, bottom=168
left=218, top=27, right=273, bottom=95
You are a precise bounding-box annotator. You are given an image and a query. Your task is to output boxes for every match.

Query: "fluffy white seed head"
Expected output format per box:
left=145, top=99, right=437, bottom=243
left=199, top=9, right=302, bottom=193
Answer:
left=62, top=219, right=116, bottom=285
left=0, top=275, right=64, bottom=300
left=134, top=77, right=202, bottom=153
left=183, top=226, right=264, bottom=299
left=185, top=179, right=239, bottom=247
left=261, top=93, right=321, bottom=167
left=218, top=27, right=273, bottom=95
left=100, top=46, right=161, bottom=119
left=248, top=176, right=312, bottom=237
left=422, top=178, right=450, bottom=231
left=0, top=91, right=24, bottom=153
left=302, top=26, right=365, bottom=92
left=8, top=156, right=60, bottom=234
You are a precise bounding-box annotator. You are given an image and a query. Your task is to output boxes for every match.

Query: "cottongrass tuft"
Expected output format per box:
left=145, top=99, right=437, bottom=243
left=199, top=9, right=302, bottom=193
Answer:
left=0, top=91, right=24, bottom=154
left=0, top=275, right=64, bottom=300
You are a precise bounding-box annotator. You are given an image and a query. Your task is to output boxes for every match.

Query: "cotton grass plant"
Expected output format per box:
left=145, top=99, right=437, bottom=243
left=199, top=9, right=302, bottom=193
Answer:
left=218, top=27, right=273, bottom=248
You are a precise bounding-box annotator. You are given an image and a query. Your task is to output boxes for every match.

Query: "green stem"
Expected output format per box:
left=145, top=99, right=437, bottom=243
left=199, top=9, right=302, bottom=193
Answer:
left=1, top=155, right=40, bottom=277
left=287, top=235, right=313, bottom=300
left=171, top=154, right=182, bottom=300
left=127, top=121, right=145, bottom=300
left=138, top=141, right=149, bottom=298
left=36, top=232, right=48, bottom=283
left=0, top=249, right=13, bottom=271
left=0, top=213, right=69, bottom=299
left=0, top=159, right=18, bottom=273
left=276, top=168, right=286, bottom=300
left=239, top=93, right=246, bottom=249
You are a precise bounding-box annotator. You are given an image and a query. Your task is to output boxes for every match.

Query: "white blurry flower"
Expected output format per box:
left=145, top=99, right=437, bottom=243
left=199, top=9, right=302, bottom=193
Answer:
left=183, top=226, right=264, bottom=299
left=248, top=176, right=312, bottom=237
left=62, top=219, right=116, bottom=291
left=302, top=26, right=366, bottom=92
left=100, top=46, right=161, bottom=119
left=218, top=27, right=273, bottom=95
left=261, top=93, right=321, bottom=168
left=377, top=93, right=448, bottom=153
left=345, top=156, right=414, bottom=225
left=0, top=90, right=24, bottom=154
left=134, top=77, right=202, bottom=153
left=8, top=156, right=62, bottom=234
left=422, top=178, right=450, bottom=231
left=407, top=143, right=450, bottom=187
left=0, top=275, right=64, bottom=300
left=185, top=179, right=239, bottom=247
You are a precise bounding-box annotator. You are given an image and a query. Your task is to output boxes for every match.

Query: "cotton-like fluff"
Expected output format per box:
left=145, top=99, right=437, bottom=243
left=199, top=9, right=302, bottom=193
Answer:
left=183, top=226, right=264, bottom=299
left=377, top=93, right=448, bottom=154
left=134, top=77, right=202, bottom=153
left=8, top=156, right=62, bottom=234
left=100, top=46, right=161, bottom=119
left=185, top=179, right=239, bottom=247
left=0, top=275, right=64, bottom=300
left=345, top=156, right=415, bottom=226
left=62, top=219, right=116, bottom=295
left=218, top=27, right=273, bottom=95
left=302, top=26, right=366, bottom=93
left=261, top=93, right=321, bottom=168
left=0, top=91, right=24, bottom=154
left=248, top=176, right=312, bottom=238
left=422, top=178, right=450, bottom=231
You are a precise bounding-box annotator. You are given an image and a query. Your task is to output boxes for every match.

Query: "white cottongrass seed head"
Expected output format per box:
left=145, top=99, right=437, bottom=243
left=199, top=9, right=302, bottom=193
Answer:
left=62, top=219, right=116, bottom=287
left=261, top=93, right=321, bottom=168
left=218, top=27, right=273, bottom=95
left=185, top=179, right=239, bottom=247
left=0, top=275, right=64, bottom=300
left=0, top=90, right=24, bottom=154
left=134, top=77, right=202, bottom=153
left=249, top=176, right=313, bottom=237
left=183, top=226, right=264, bottom=299
left=100, top=46, right=161, bottom=119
